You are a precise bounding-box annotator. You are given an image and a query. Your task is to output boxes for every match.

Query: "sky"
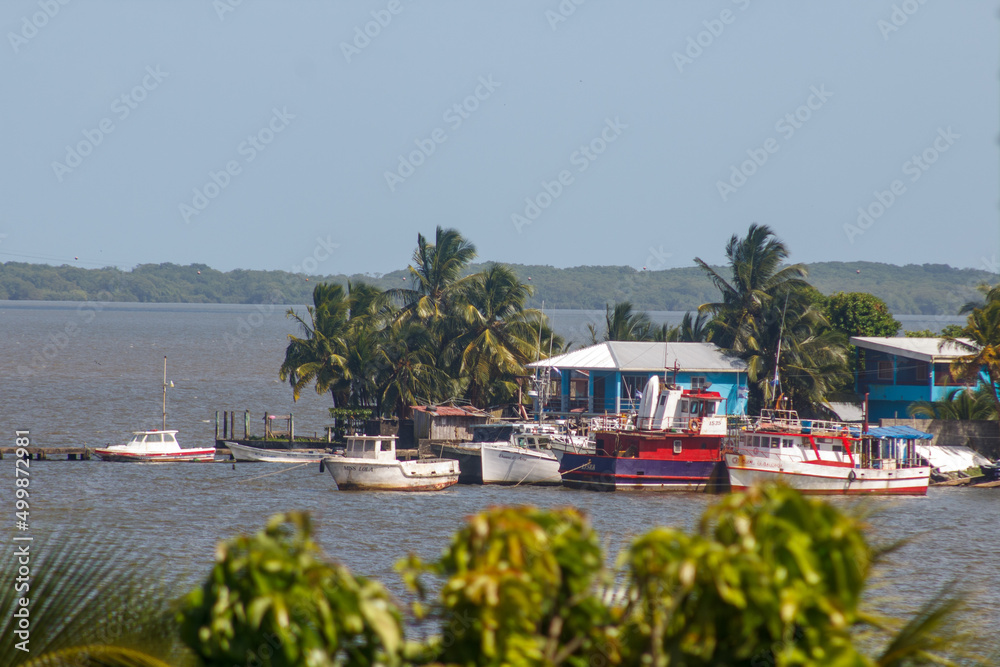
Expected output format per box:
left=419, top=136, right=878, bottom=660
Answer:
left=1, top=1, right=998, bottom=277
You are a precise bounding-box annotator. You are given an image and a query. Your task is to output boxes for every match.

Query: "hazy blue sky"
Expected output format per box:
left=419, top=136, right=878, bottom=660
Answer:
left=2, top=1, right=997, bottom=277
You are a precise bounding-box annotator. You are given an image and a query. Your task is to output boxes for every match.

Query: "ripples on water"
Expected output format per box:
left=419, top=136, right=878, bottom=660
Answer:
left=0, top=302, right=995, bottom=657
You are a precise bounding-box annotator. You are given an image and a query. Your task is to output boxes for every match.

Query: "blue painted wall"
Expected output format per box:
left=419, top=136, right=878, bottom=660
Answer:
left=549, top=369, right=747, bottom=416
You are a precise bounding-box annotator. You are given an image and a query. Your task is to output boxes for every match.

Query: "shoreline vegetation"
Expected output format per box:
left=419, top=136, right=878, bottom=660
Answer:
left=0, top=257, right=994, bottom=316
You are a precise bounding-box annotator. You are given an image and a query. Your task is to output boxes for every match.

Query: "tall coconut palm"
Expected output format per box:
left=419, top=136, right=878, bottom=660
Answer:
left=452, top=264, right=543, bottom=407
left=378, top=320, right=452, bottom=418
left=279, top=281, right=389, bottom=407
left=391, top=226, right=478, bottom=321
left=279, top=282, right=352, bottom=405
left=943, top=300, right=1000, bottom=417
left=739, top=289, right=850, bottom=415
left=695, top=223, right=808, bottom=351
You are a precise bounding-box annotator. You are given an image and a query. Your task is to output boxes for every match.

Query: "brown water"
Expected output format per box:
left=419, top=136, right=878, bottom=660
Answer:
left=0, top=302, right=996, bottom=657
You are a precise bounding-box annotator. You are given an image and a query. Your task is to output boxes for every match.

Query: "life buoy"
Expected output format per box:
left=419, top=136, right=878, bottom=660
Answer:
left=688, top=418, right=701, bottom=433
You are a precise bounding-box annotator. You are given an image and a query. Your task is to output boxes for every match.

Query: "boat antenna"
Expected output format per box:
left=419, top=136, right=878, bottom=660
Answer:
left=162, top=355, right=168, bottom=431
left=772, top=292, right=790, bottom=407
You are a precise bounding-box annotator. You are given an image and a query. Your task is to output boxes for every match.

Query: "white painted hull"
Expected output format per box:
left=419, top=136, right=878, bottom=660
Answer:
left=226, top=441, right=329, bottom=463
left=481, top=443, right=561, bottom=486
left=93, top=447, right=216, bottom=463
left=725, top=453, right=930, bottom=495
left=325, top=457, right=459, bottom=491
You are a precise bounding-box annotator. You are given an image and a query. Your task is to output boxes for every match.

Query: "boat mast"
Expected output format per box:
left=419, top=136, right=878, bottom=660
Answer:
left=162, top=355, right=167, bottom=431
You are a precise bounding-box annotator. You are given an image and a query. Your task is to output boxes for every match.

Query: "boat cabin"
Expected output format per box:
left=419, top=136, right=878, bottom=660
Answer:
left=128, top=430, right=180, bottom=446
left=511, top=434, right=552, bottom=452
left=639, top=387, right=726, bottom=434
left=343, top=435, right=399, bottom=462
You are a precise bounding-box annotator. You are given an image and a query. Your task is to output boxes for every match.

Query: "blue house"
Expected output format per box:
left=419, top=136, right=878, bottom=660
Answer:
left=526, top=341, right=748, bottom=416
left=851, top=336, right=986, bottom=420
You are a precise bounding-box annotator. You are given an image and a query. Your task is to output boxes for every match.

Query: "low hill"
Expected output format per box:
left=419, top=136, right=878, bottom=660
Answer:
left=0, top=260, right=994, bottom=316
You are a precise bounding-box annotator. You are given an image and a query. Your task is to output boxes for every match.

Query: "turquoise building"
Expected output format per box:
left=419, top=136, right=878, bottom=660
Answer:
left=526, top=341, right=748, bottom=416
left=851, top=336, right=988, bottom=420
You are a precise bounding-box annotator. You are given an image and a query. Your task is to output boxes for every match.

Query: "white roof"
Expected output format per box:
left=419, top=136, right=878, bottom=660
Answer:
left=527, top=341, right=747, bottom=373
left=849, top=337, right=977, bottom=362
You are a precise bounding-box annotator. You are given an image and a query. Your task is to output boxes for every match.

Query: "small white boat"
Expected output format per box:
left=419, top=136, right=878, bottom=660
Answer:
left=324, top=435, right=459, bottom=491
left=481, top=433, right=561, bottom=485
left=225, top=441, right=332, bottom=463
left=94, top=430, right=216, bottom=463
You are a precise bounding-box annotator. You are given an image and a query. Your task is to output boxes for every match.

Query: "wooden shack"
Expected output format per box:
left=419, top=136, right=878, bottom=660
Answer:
left=411, top=405, right=491, bottom=442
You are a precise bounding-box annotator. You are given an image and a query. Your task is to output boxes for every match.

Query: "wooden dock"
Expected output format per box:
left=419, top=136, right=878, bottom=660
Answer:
left=0, top=447, right=93, bottom=460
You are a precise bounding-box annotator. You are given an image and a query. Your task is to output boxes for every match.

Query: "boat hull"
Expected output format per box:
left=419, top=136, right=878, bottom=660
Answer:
left=324, top=457, right=459, bottom=491
left=93, top=448, right=216, bottom=463
left=437, top=444, right=483, bottom=484
left=481, top=443, right=560, bottom=486
left=560, top=452, right=727, bottom=492
left=725, top=453, right=930, bottom=495
left=226, top=441, right=329, bottom=463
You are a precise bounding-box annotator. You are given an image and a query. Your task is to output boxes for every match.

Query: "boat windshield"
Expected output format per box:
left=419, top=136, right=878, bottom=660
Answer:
left=472, top=425, right=514, bottom=443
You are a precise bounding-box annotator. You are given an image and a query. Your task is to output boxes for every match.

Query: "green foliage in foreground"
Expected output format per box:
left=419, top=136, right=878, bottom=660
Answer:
left=4, top=487, right=985, bottom=667
left=177, top=512, right=402, bottom=667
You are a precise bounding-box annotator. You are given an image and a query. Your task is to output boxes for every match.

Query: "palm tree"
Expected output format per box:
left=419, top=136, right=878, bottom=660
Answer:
left=740, top=292, right=850, bottom=414
left=593, top=301, right=654, bottom=342
left=695, top=223, right=808, bottom=351
left=391, top=226, right=478, bottom=321
left=452, top=264, right=543, bottom=408
left=0, top=535, right=186, bottom=666
left=942, top=300, right=1000, bottom=417
left=279, top=281, right=390, bottom=408
left=676, top=310, right=711, bottom=342
left=908, top=387, right=998, bottom=420
left=279, top=282, right=352, bottom=405
left=378, top=321, right=451, bottom=419
left=958, top=281, right=1000, bottom=314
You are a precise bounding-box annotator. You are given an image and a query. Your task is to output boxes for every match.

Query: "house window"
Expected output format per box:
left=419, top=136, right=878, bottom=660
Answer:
left=934, top=363, right=963, bottom=386
left=877, top=361, right=893, bottom=381
left=690, top=376, right=708, bottom=390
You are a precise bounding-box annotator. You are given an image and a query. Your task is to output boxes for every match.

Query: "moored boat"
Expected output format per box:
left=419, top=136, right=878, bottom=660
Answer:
left=225, top=440, right=332, bottom=463
left=724, top=409, right=931, bottom=495
left=481, top=433, right=560, bottom=485
left=324, top=435, right=459, bottom=491
left=94, top=430, right=216, bottom=463
left=559, top=378, right=730, bottom=492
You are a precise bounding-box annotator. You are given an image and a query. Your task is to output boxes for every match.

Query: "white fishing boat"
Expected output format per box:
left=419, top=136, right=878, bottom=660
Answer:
left=324, top=435, right=459, bottom=491
left=725, top=409, right=931, bottom=495
left=94, top=430, right=216, bottom=463
left=94, top=357, right=215, bottom=462
left=225, top=441, right=332, bottom=463
left=481, top=433, right=561, bottom=485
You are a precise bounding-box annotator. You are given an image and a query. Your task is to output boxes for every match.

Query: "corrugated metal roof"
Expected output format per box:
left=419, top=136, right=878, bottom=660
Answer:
left=850, top=337, right=977, bottom=362
left=527, top=342, right=747, bottom=372
left=410, top=405, right=489, bottom=417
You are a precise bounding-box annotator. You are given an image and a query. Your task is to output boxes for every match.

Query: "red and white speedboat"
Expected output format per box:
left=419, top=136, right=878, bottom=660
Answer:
left=725, top=409, right=930, bottom=495
left=94, top=430, right=216, bottom=463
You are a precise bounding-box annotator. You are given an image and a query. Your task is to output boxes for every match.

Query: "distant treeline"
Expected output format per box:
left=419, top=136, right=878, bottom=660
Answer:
left=0, top=260, right=994, bottom=316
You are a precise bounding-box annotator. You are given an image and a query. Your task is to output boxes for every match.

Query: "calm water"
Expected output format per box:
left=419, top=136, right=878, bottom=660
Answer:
left=0, top=302, right=994, bottom=654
